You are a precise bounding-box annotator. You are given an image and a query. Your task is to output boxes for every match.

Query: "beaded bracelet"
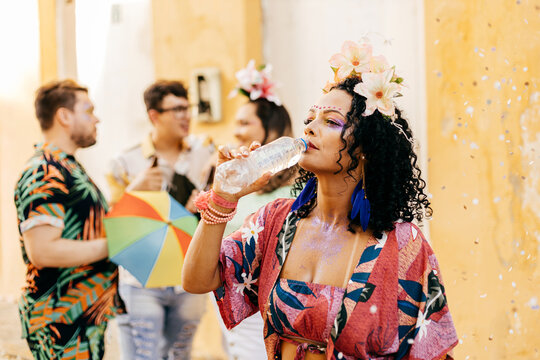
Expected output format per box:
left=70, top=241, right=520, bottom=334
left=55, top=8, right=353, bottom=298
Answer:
left=194, top=190, right=238, bottom=211
left=211, top=191, right=238, bottom=209
left=195, top=191, right=237, bottom=225
left=199, top=207, right=237, bottom=225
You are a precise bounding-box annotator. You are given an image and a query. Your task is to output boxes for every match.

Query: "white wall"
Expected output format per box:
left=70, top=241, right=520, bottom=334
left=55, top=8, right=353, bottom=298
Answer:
left=261, top=0, right=427, bottom=172
left=75, top=0, right=155, bottom=200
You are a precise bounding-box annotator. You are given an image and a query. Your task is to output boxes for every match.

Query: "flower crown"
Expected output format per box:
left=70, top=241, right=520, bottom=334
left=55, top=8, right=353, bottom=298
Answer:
left=325, top=40, right=404, bottom=119
left=229, top=60, right=281, bottom=106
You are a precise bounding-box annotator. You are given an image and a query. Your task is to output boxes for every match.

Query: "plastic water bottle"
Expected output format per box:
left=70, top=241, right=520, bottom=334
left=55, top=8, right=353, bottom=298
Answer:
left=214, top=137, right=308, bottom=194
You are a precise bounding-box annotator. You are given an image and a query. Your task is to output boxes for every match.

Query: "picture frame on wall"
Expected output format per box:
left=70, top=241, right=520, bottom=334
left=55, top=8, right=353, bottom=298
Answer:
left=190, top=67, right=221, bottom=123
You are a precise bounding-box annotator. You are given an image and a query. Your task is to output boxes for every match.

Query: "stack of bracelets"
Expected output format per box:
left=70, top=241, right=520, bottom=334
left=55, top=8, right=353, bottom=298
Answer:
left=194, top=190, right=238, bottom=225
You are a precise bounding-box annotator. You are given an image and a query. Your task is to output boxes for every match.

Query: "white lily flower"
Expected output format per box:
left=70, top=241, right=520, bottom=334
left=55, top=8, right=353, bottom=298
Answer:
left=241, top=220, right=264, bottom=243
left=353, top=69, right=401, bottom=117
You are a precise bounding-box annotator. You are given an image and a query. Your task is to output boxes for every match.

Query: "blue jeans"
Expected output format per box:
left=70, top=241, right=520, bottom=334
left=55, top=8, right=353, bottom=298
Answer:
left=118, top=284, right=206, bottom=360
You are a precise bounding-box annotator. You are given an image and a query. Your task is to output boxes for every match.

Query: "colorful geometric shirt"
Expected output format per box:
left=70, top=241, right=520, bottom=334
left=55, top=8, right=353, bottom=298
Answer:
left=14, top=142, right=122, bottom=357
left=214, top=198, right=458, bottom=359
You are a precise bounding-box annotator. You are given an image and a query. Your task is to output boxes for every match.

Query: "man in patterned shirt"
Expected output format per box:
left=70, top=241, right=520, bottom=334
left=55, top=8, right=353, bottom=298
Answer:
left=14, top=80, right=122, bottom=359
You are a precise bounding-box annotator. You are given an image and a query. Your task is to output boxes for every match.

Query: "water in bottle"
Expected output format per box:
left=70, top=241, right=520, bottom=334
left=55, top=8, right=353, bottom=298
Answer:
left=214, top=137, right=308, bottom=194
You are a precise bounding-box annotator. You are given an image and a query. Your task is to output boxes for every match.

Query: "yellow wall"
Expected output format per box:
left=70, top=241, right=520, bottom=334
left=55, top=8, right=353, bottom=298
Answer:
left=38, top=0, right=58, bottom=83
left=425, top=1, right=539, bottom=358
left=151, top=1, right=263, bottom=358
left=0, top=2, right=52, bottom=298
left=152, top=0, right=262, bottom=146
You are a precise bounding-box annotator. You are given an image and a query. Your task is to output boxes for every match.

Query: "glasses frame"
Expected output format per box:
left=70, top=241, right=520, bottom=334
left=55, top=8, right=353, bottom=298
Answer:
left=156, top=104, right=193, bottom=116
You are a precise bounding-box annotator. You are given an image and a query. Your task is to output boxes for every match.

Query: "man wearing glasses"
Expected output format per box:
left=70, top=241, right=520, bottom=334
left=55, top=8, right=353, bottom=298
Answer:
left=107, top=80, right=214, bottom=359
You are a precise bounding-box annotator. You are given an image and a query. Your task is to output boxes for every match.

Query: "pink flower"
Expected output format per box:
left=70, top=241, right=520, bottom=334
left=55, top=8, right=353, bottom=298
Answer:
left=329, top=41, right=372, bottom=82
left=353, top=69, right=401, bottom=117
left=369, top=55, right=391, bottom=73
left=231, top=60, right=281, bottom=105
left=235, top=60, right=262, bottom=92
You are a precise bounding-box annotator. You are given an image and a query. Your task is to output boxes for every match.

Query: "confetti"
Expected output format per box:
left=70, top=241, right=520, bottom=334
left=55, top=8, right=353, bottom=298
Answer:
left=470, top=142, right=479, bottom=149
left=466, top=106, right=474, bottom=116
left=480, top=293, right=487, bottom=298
left=482, top=75, right=489, bottom=81
left=434, top=40, right=439, bottom=45
left=474, top=238, right=480, bottom=244
left=512, top=282, right=517, bottom=288
left=523, top=67, right=528, bottom=72
left=509, top=329, right=514, bottom=334
left=493, top=197, right=501, bottom=203
left=494, top=81, right=501, bottom=90
left=499, top=274, right=503, bottom=280
left=472, top=198, right=479, bottom=205
left=527, top=297, right=539, bottom=310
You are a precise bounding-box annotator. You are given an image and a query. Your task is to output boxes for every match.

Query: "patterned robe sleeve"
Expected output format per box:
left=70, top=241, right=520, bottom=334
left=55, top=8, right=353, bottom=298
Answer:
left=395, top=223, right=458, bottom=360
left=213, top=201, right=272, bottom=329
left=15, top=162, right=69, bottom=234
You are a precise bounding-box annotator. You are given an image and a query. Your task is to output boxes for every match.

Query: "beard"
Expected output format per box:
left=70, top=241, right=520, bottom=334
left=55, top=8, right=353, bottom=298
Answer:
left=71, top=123, right=97, bottom=148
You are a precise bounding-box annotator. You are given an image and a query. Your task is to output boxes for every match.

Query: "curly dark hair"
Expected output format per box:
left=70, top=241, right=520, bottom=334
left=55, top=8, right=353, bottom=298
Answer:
left=292, top=77, right=432, bottom=238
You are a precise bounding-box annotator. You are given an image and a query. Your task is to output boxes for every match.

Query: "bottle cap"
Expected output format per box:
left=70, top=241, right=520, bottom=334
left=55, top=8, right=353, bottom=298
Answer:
left=298, top=138, right=308, bottom=151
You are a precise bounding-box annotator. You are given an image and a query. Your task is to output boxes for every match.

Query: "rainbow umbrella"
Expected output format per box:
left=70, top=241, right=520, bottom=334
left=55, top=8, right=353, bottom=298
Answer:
left=104, top=191, right=197, bottom=288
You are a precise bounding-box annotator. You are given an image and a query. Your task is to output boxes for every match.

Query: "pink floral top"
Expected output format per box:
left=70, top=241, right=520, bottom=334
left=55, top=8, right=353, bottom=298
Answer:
left=214, top=198, right=458, bottom=359
left=268, top=279, right=345, bottom=353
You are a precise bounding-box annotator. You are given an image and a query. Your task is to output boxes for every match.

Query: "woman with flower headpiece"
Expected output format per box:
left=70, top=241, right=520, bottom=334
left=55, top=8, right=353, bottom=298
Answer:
left=184, top=41, right=458, bottom=359
left=210, top=60, right=297, bottom=359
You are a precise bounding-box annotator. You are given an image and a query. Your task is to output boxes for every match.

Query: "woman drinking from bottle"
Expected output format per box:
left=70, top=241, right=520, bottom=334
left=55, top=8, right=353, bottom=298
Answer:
left=212, top=60, right=297, bottom=360
left=183, top=41, right=458, bottom=359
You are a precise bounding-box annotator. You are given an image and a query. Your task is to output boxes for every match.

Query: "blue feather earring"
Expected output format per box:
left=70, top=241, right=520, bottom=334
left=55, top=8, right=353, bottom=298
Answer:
left=291, top=177, right=317, bottom=211
left=350, top=163, right=370, bottom=231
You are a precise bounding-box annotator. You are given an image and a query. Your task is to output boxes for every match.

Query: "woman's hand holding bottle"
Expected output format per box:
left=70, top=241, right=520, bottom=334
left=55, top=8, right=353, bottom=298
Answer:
left=212, top=141, right=272, bottom=203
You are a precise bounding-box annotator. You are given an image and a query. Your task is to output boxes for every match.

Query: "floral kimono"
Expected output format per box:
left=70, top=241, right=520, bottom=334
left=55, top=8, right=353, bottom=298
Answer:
left=214, top=198, right=458, bottom=359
